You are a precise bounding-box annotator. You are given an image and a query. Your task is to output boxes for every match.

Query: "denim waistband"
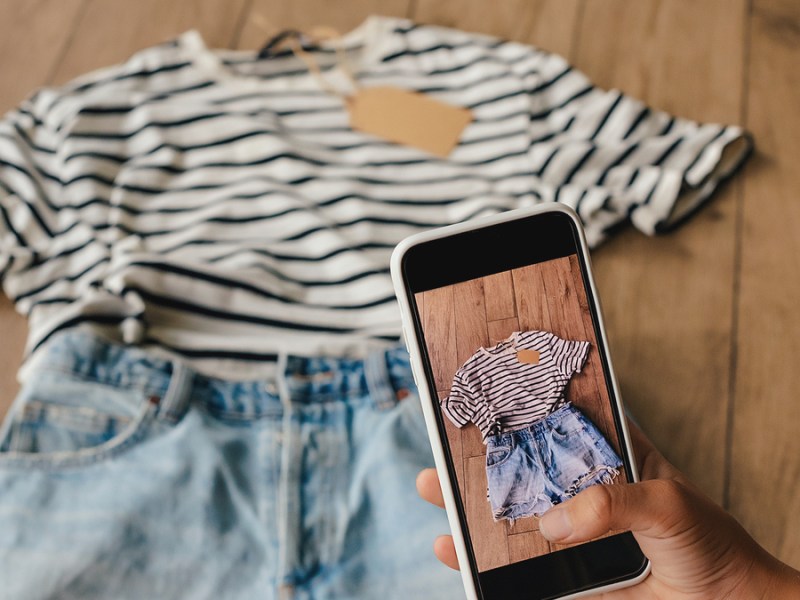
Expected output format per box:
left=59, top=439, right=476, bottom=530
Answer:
left=487, top=402, right=575, bottom=445
left=34, top=331, right=415, bottom=421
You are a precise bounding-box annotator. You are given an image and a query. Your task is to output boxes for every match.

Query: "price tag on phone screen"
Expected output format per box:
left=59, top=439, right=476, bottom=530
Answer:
left=516, top=349, right=540, bottom=365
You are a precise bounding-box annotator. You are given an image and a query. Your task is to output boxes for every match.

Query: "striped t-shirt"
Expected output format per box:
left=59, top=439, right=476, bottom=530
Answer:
left=0, top=16, right=751, bottom=380
left=441, top=330, right=589, bottom=439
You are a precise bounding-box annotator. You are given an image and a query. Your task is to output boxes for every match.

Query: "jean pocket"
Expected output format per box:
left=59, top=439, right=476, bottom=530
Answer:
left=486, top=444, right=513, bottom=468
left=0, top=373, right=158, bottom=470
left=549, top=408, right=586, bottom=440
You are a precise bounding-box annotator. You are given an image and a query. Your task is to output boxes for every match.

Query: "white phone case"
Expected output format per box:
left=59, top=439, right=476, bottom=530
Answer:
left=390, top=204, right=650, bottom=600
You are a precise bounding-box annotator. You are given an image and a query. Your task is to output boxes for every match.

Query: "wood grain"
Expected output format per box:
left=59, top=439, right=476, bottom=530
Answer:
left=0, top=0, right=87, bottom=113
left=487, top=317, right=519, bottom=346
left=513, top=264, right=553, bottom=333
left=453, top=279, right=490, bottom=458
left=732, top=0, right=800, bottom=566
left=420, top=286, right=458, bottom=391
left=464, top=454, right=509, bottom=571
left=453, top=279, right=489, bottom=365
left=484, top=272, right=517, bottom=322
left=0, top=294, right=26, bottom=417
left=51, top=0, right=250, bottom=85
left=237, top=0, right=410, bottom=51
left=412, top=0, right=581, bottom=58
left=508, top=527, right=551, bottom=562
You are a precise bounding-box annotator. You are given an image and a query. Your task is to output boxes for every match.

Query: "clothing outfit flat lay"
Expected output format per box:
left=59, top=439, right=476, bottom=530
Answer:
left=0, top=14, right=750, bottom=599
left=442, top=330, right=621, bottom=522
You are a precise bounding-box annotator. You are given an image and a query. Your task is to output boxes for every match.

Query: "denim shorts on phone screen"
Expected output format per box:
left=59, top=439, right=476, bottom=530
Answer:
left=486, top=403, right=622, bottom=522
left=0, top=331, right=463, bottom=600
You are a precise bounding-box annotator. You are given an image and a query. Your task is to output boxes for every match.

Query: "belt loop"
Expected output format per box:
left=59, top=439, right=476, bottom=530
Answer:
left=364, top=347, right=396, bottom=410
left=156, top=361, right=193, bottom=423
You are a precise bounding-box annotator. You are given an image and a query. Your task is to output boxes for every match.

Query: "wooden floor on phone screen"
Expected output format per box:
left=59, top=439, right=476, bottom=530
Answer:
left=1, top=0, right=799, bottom=574
left=416, top=256, right=628, bottom=571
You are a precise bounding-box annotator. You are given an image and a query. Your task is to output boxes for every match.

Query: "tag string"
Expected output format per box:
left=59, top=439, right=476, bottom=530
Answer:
left=285, top=27, right=358, bottom=100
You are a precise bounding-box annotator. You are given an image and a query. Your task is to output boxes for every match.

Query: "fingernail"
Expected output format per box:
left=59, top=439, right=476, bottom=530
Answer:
left=540, top=507, right=573, bottom=541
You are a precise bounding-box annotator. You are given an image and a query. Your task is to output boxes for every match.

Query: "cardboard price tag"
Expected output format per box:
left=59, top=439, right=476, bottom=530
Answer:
left=516, top=349, right=540, bottom=365
left=347, top=86, right=473, bottom=157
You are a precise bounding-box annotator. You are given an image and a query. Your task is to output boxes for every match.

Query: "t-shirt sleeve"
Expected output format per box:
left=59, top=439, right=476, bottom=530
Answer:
left=517, top=49, right=752, bottom=246
left=0, top=92, right=58, bottom=283
left=547, top=332, right=590, bottom=378
left=440, top=370, right=479, bottom=428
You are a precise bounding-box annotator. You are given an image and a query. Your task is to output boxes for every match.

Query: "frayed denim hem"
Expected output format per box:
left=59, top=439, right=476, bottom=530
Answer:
left=564, top=464, right=620, bottom=498
left=492, top=495, right=553, bottom=524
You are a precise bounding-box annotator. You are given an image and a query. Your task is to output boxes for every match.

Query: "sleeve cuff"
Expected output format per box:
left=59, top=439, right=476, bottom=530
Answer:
left=440, top=397, right=469, bottom=428
left=573, top=340, right=591, bottom=373
left=631, top=126, right=753, bottom=235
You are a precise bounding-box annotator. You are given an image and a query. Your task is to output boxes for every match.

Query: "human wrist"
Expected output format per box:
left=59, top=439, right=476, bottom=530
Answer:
left=735, top=553, right=800, bottom=600
left=759, top=559, right=800, bottom=599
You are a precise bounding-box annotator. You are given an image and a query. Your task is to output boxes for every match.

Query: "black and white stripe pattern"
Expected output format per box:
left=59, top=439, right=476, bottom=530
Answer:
left=0, top=17, right=751, bottom=377
left=442, top=331, right=589, bottom=439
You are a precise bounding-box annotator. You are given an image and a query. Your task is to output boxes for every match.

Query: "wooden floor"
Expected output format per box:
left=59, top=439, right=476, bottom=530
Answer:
left=416, top=257, right=627, bottom=571
left=1, top=0, right=798, bottom=570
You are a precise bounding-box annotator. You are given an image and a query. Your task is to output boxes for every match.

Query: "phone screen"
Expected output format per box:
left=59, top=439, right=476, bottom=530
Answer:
left=400, top=210, right=647, bottom=599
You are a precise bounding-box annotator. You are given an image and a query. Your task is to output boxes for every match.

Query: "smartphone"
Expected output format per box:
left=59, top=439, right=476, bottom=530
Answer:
left=391, top=204, right=650, bottom=599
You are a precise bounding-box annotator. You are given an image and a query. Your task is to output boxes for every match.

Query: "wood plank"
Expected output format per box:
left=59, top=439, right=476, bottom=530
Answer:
left=0, top=0, right=87, bottom=113
left=508, top=528, right=551, bottom=562
left=459, top=424, right=484, bottom=459
left=487, top=316, right=519, bottom=346
left=0, top=294, right=26, bottom=419
left=421, top=288, right=458, bottom=391
left=484, top=272, right=517, bottom=321
left=453, top=278, right=490, bottom=458
left=412, top=0, right=581, bottom=58
left=453, top=278, right=489, bottom=365
left=506, top=514, right=538, bottom=535
left=573, top=0, right=744, bottom=122
left=575, top=0, right=747, bottom=504
left=732, top=0, right=800, bottom=567
left=512, top=263, right=553, bottom=333
left=51, top=0, right=250, bottom=85
left=237, top=0, right=410, bottom=50
left=465, top=454, right=509, bottom=572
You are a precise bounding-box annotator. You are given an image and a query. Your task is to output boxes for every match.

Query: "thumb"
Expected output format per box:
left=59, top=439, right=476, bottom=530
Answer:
left=539, top=479, right=694, bottom=544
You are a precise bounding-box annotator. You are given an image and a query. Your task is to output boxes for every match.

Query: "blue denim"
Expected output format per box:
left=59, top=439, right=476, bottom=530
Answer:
left=485, top=403, right=622, bottom=522
left=0, top=331, right=463, bottom=600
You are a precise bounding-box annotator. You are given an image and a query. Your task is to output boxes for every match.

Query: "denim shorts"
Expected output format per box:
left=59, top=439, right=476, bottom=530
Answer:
left=485, top=403, right=622, bottom=522
left=0, top=331, right=463, bottom=600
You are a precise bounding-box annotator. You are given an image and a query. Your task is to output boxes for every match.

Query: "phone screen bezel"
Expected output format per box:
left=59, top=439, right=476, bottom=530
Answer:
left=399, top=209, right=649, bottom=599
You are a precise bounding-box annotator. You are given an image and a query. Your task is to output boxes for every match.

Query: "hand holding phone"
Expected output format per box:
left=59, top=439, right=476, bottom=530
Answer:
left=418, top=418, right=800, bottom=600
left=391, top=205, right=648, bottom=599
